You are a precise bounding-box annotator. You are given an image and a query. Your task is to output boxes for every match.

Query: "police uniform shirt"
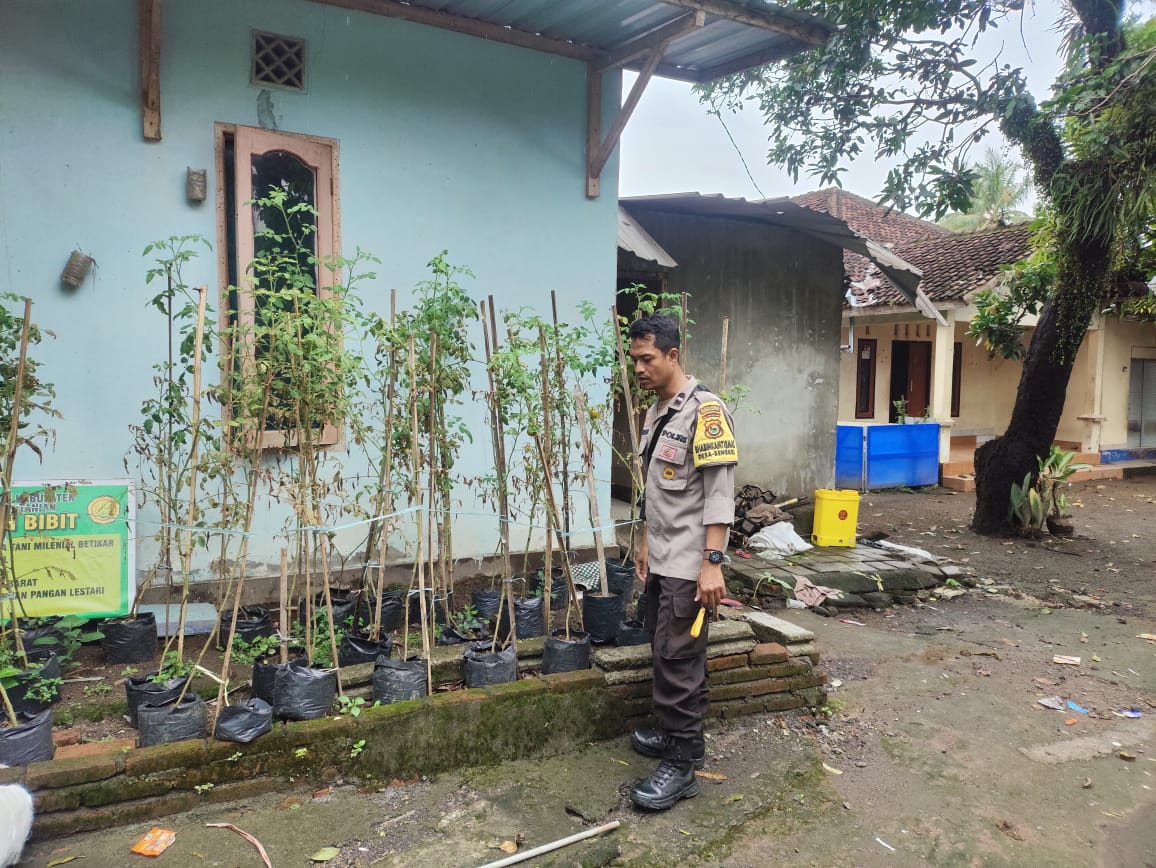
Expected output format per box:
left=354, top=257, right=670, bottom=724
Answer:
left=638, top=376, right=738, bottom=582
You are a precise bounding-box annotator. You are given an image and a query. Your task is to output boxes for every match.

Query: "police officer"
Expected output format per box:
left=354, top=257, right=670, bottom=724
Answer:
left=627, top=314, right=737, bottom=811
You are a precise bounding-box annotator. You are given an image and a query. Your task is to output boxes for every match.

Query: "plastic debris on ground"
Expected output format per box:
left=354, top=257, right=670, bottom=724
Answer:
left=1115, top=709, right=1143, bottom=718
left=747, top=522, right=812, bottom=556
left=1038, top=696, right=1065, bottom=711
left=131, top=828, right=177, bottom=857
left=1052, top=655, right=1081, bottom=666
left=1138, top=633, right=1156, bottom=643
left=1066, top=700, right=1089, bottom=714
left=839, top=619, right=867, bottom=626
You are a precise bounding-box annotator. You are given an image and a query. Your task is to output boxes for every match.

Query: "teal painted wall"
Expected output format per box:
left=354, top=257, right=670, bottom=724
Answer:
left=0, top=0, right=620, bottom=578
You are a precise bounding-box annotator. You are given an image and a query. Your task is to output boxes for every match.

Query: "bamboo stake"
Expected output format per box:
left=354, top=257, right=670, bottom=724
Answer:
left=317, top=534, right=343, bottom=694
left=426, top=332, right=439, bottom=647
left=374, top=288, right=402, bottom=642
left=279, top=547, right=289, bottom=663
left=719, top=315, right=730, bottom=393
left=549, top=292, right=571, bottom=537
left=574, top=390, right=609, bottom=597
left=531, top=433, right=581, bottom=630
left=174, top=286, right=208, bottom=661
left=537, top=326, right=553, bottom=636
left=610, top=305, right=644, bottom=554
left=477, top=821, right=621, bottom=868
left=409, top=335, right=433, bottom=691
left=484, top=296, right=512, bottom=579
left=681, top=291, right=690, bottom=371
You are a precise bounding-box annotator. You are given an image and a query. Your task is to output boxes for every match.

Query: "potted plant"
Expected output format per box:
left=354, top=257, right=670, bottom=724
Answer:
left=0, top=294, right=59, bottom=766
left=1036, top=446, right=1089, bottom=537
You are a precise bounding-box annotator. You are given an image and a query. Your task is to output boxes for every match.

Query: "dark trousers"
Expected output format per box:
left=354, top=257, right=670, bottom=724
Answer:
left=642, top=572, right=709, bottom=740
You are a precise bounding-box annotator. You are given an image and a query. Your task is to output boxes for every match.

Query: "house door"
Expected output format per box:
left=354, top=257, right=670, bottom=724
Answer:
left=1127, top=358, right=1156, bottom=447
left=889, top=340, right=932, bottom=421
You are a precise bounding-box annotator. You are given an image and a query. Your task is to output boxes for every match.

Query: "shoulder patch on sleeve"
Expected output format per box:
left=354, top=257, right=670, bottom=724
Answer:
left=692, top=400, right=738, bottom=467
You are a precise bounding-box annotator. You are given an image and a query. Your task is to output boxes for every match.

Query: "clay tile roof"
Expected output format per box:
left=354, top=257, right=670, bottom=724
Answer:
left=790, top=188, right=948, bottom=248
left=791, top=188, right=1035, bottom=310
left=889, top=223, right=1036, bottom=304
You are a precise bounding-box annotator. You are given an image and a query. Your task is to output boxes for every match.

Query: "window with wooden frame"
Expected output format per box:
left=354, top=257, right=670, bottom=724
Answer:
left=854, top=338, right=877, bottom=419
left=951, top=342, right=962, bottom=418
left=215, top=124, right=343, bottom=449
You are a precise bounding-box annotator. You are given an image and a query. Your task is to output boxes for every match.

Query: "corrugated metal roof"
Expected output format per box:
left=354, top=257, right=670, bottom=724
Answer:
left=618, top=206, right=678, bottom=267
left=621, top=193, right=946, bottom=324
left=315, top=1, right=832, bottom=82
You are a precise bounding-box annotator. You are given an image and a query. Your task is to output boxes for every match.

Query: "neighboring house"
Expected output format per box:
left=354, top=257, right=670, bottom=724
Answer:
left=0, top=0, right=831, bottom=582
left=794, top=189, right=1156, bottom=488
left=616, top=193, right=934, bottom=502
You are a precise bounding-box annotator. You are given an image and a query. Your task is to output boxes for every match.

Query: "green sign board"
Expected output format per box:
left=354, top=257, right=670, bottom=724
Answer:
left=5, top=480, right=134, bottom=619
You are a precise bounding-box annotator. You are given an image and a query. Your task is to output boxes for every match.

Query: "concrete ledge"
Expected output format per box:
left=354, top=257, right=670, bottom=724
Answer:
left=20, top=612, right=824, bottom=841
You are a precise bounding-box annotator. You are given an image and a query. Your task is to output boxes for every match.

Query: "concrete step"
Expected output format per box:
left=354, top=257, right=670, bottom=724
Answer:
left=1069, top=465, right=1123, bottom=483
left=940, top=474, right=976, bottom=492
left=941, top=459, right=975, bottom=476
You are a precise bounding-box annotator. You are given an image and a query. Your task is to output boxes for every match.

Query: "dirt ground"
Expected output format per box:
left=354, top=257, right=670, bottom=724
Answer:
left=19, top=475, right=1156, bottom=867
left=856, top=476, right=1156, bottom=616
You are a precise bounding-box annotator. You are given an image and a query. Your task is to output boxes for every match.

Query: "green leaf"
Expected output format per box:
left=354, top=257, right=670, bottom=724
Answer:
left=309, top=847, right=341, bottom=862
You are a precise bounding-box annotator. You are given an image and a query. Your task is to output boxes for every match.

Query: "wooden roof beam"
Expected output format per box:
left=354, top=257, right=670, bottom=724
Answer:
left=693, top=39, right=807, bottom=81
left=138, top=0, right=162, bottom=141
left=596, top=10, right=705, bottom=72
left=311, top=0, right=601, bottom=62
left=587, top=44, right=667, bottom=198
left=658, top=0, right=830, bottom=46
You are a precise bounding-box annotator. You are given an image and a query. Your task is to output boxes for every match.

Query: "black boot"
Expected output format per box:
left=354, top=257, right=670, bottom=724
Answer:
left=630, top=737, right=702, bottom=811
left=630, top=728, right=705, bottom=769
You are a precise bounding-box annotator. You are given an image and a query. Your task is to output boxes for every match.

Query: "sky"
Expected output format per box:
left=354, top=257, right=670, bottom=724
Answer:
left=618, top=0, right=1086, bottom=209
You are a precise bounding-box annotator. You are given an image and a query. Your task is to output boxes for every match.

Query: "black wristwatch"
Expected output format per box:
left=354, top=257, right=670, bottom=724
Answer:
left=704, top=549, right=724, bottom=565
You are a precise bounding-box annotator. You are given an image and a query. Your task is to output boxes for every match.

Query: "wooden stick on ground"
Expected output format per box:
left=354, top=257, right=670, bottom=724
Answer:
left=476, top=821, right=621, bottom=868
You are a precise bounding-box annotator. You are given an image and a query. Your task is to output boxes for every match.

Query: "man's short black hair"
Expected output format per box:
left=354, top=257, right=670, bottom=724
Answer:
left=628, top=314, right=680, bottom=354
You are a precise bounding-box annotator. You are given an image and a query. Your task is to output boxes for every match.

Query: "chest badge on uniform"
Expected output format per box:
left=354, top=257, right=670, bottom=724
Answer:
left=662, top=466, right=677, bottom=480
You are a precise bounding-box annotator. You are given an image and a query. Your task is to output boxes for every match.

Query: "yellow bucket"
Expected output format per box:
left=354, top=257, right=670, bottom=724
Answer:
left=811, top=489, right=860, bottom=547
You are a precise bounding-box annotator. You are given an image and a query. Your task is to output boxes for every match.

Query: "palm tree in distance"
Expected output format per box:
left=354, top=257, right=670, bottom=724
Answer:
left=937, top=148, right=1033, bottom=232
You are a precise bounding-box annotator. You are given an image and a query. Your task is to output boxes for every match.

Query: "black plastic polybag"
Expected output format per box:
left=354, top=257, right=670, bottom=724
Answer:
left=338, top=633, right=391, bottom=667
left=471, top=588, right=503, bottom=619
left=0, top=710, right=54, bottom=766
left=101, top=613, right=157, bottom=664
left=214, top=698, right=273, bottom=743
left=21, top=625, right=67, bottom=662
left=582, top=592, right=626, bottom=643
left=377, top=591, right=405, bottom=632
left=463, top=642, right=517, bottom=687
left=251, top=659, right=281, bottom=704
left=615, top=619, right=650, bottom=647
left=218, top=606, right=274, bottom=650
left=541, top=631, right=591, bottom=674
left=137, top=693, right=208, bottom=747
left=8, top=654, right=62, bottom=717
left=408, top=589, right=450, bottom=626
left=373, top=656, right=427, bottom=703
left=272, top=658, right=337, bottom=721
left=606, top=558, right=635, bottom=594
left=497, top=595, right=545, bottom=640
left=125, top=671, right=190, bottom=727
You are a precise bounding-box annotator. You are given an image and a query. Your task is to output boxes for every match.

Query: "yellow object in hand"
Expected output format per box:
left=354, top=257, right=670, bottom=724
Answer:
left=690, top=606, right=706, bottom=638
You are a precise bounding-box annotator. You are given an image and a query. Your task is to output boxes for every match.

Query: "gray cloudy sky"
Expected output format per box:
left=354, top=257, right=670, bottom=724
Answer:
left=618, top=0, right=1111, bottom=206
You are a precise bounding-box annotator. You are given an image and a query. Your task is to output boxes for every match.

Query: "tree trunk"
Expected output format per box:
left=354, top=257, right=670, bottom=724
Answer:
left=972, top=242, right=1110, bottom=534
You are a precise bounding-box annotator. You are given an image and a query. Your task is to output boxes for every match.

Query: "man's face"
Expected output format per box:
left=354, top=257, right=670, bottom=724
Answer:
left=629, top=334, right=679, bottom=395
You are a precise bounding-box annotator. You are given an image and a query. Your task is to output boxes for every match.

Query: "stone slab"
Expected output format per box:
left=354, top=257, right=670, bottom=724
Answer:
left=741, top=611, right=815, bottom=645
